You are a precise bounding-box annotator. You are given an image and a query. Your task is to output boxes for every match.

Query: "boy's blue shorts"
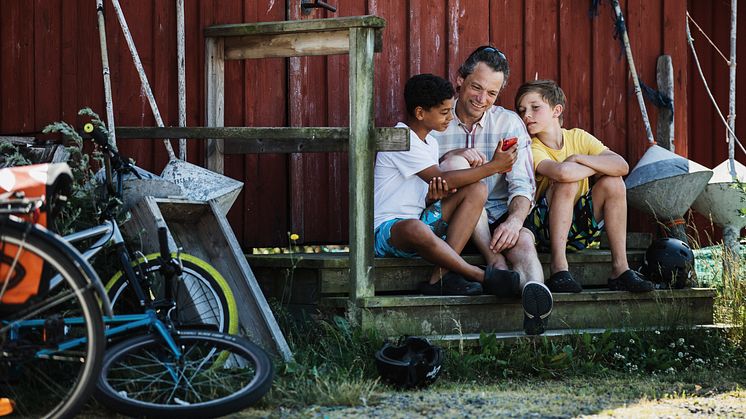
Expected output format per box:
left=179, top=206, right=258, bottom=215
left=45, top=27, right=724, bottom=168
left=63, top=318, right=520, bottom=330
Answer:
left=526, top=189, right=605, bottom=252
left=374, top=201, right=448, bottom=258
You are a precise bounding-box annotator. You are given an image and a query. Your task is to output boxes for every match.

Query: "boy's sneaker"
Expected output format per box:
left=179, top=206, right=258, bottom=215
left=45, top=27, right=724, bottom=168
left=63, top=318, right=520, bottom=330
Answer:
left=483, top=266, right=521, bottom=297
left=608, top=269, right=654, bottom=293
left=419, top=272, right=483, bottom=296
left=546, top=271, right=583, bottom=293
left=522, top=282, right=553, bottom=335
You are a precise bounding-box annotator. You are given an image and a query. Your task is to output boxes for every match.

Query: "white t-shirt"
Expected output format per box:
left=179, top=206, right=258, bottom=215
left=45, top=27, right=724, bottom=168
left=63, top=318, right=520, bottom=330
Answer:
left=373, top=122, right=439, bottom=229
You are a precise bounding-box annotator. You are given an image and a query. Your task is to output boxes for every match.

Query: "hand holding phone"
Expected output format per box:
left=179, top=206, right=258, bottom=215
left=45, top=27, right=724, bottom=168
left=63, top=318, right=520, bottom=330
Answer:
left=498, top=137, right=518, bottom=173
left=501, top=137, right=518, bottom=151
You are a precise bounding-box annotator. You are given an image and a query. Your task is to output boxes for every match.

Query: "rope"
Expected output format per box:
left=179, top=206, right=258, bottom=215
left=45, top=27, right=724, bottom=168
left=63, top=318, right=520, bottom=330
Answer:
left=686, top=19, right=746, bottom=156
left=686, top=12, right=730, bottom=65
left=640, top=80, right=673, bottom=111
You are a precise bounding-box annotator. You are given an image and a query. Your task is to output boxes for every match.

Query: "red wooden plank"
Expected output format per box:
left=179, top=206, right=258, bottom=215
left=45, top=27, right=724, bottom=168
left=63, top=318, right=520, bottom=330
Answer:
left=73, top=0, right=105, bottom=130
left=663, top=0, right=688, bottom=158
left=524, top=0, right=559, bottom=83
left=626, top=0, right=662, bottom=166
left=288, top=1, right=332, bottom=244
left=152, top=0, right=178, bottom=169
left=408, top=0, right=448, bottom=78
left=558, top=0, right=593, bottom=131
left=241, top=0, right=289, bottom=248
left=447, top=0, right=491, bottom=85
left=34, top=1, right=62, bottom=131
left=489, top=0, right=524, bottom=109
left=591, top=0, right=627, bottom=156
left=1, top=1, right=35, bottom=133
left=687, top=0, right=714, bottom=168
left=370, top=0, right=408, bottom=127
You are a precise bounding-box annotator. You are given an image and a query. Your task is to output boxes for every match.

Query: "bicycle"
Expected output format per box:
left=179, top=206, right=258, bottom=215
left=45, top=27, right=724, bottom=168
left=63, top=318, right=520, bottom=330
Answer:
left=63, top=122, right=239, bottom=336
left=2, top=121, right=274, bottom=417
left=1, top=187, right=107, bottom=418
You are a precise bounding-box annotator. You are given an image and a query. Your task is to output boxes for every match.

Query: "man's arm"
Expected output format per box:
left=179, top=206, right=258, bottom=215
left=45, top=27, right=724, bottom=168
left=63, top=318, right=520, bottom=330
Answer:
left=439, top=147, right=488, bottom=167
left=419, top=141, right=517, bottom=188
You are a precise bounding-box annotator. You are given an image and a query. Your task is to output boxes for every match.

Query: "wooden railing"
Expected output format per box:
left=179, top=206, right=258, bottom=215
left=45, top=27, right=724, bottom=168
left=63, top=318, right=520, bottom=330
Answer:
left=117, top=15, right=409, bottom=318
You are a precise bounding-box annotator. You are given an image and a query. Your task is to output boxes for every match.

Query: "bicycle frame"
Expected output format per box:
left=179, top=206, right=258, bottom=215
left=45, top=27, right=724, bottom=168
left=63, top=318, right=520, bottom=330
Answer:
left=5, top=309, right=184, bottom=371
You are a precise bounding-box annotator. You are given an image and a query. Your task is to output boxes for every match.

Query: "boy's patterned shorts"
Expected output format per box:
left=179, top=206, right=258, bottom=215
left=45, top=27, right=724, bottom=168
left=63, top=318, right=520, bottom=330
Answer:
left=526, top=189, right=604, bottom=252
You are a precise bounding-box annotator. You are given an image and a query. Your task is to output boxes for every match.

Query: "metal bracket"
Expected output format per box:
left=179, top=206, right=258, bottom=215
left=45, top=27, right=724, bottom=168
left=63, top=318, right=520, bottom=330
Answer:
left=301, top=0, right=337, bottom=15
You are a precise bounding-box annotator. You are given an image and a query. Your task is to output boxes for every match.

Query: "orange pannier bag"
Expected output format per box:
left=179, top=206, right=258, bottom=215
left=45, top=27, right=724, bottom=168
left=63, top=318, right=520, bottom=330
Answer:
left=0, top=163, right=72, bottom=305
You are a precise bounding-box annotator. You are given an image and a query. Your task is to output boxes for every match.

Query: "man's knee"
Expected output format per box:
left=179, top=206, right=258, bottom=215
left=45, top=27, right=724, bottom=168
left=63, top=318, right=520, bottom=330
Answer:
left=440, top=155, right=470, bottom=171
left=460, top=181, right=488, bottom=202
left=507, top=228, right=539, bottom=261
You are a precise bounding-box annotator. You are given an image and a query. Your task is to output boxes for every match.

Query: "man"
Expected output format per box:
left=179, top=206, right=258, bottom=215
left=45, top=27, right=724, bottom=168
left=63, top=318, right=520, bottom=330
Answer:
left=432, top=46, right=552, bottom=335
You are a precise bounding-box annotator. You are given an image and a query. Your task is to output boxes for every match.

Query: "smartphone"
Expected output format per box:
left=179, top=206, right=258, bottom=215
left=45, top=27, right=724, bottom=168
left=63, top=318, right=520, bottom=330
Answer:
left=501, top=137, right=518, bottom=151
left=499, top=137, right=518, bottom=173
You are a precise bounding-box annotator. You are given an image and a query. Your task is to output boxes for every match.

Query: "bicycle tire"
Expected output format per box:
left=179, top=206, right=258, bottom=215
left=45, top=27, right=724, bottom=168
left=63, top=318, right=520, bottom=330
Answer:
left=96, top=329, right=274, bottom=418
left=106, top=253, right=238, bottom=335
left=0, top=218, right=105, bottom=419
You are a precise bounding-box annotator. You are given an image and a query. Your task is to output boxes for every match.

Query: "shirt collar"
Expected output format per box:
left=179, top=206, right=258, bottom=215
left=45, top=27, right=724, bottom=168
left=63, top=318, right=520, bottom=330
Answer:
left=452, top=99, right=488, bottom=131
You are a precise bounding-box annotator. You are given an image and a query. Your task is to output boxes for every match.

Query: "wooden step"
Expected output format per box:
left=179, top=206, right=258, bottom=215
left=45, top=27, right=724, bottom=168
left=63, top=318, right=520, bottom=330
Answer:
left=321, top=288, right=715, bottom=337
left=249, top=248, right=646, bottom=298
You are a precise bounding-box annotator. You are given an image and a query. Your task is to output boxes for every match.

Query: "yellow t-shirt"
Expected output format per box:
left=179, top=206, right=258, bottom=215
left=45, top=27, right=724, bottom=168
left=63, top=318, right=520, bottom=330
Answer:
left=531, top=128, right=608, bottom=203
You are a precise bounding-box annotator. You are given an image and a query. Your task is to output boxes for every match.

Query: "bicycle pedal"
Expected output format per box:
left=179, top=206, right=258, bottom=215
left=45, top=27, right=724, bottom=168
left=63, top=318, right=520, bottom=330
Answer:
left=43, top=315, right=66, bottom=345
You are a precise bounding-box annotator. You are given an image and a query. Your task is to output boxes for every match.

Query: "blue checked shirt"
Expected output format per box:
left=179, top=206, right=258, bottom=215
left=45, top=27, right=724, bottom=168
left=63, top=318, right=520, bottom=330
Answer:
left=431, top=102, right=536, bottom=224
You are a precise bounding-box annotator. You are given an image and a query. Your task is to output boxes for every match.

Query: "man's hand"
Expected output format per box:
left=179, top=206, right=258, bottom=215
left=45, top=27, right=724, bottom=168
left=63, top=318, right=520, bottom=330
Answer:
left=457, top=148, right=488, bottom=167
left=426, top=177, right=455, bottom=204
left=490, top=217, right=522, bottom=253
left=490, top=139, right=518, bottom=173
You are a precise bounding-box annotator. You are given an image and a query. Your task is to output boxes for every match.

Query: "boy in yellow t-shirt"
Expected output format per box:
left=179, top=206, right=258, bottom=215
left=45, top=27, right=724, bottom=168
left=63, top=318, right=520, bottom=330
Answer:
left=514, top=80, right=653, bottom=294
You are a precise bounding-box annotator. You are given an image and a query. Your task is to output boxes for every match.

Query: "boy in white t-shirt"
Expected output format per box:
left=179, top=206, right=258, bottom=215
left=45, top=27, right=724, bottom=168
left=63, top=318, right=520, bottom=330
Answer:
left=374, top=74, right=518, bottom=296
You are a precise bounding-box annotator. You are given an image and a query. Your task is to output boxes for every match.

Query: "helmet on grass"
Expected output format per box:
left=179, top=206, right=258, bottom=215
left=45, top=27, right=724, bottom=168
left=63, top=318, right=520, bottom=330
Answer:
left=375, top=336, right=444, bottom=388
left=640, top=238, right=696, bottom=289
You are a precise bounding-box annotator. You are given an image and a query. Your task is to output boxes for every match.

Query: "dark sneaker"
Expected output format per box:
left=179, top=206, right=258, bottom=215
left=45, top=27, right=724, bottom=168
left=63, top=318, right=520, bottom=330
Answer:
left=522, top=282, right=553, bottom=335
left=546, top=270, right=583, bottom=293
left=608, top=269, right=654, bottom=293
left=419, top=271, right=483, bottom=296
left=483, top=266, right=521, bottom=297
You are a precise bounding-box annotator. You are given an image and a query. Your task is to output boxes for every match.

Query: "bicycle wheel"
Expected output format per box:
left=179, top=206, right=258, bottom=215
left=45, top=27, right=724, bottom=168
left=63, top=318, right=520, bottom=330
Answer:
left=96, top=330, right=273, bottom=418
left=0, top=218, right=105, bottom=419
left=106, top=253, right=238, bottom=335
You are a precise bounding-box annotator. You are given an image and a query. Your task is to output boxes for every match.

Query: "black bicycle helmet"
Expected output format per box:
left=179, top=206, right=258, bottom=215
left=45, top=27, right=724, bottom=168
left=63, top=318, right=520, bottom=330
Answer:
left=640, top=237, right=696, bottom=289
left=375, top=336, right=444, bottom=388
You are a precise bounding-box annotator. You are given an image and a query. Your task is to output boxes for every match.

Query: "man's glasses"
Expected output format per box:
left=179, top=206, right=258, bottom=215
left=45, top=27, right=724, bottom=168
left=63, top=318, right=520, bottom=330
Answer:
left=472, top=46, right=507, bottom=60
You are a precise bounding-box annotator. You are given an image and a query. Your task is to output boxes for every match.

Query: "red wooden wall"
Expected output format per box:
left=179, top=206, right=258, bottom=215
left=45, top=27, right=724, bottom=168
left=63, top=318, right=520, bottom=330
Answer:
left=1, top=0, right=736, bottom=248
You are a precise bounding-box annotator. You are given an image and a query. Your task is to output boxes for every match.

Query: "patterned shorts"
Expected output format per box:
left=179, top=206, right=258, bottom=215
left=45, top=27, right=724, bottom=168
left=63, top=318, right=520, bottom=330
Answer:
left=526, top=189, right=604, bottom=252
left=374, top=201, right=449, bottom=258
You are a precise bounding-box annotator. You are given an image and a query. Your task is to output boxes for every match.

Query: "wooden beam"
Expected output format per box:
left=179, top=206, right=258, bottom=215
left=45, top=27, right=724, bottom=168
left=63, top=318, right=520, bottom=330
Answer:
left=115, top=127, right=409, bottom=153
left=348, top=27, right=377, bottom=309
left=204, top=15, right=385, bottom=38
left=656, top=55, right=675, bottom=151
left=205, top=37, right=225, bottom=174
left=224, top=31, right=350, bottom=60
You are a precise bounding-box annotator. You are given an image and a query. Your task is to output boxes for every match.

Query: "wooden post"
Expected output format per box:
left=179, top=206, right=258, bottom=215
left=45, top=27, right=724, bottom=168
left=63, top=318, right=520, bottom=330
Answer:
left=656, top=55, right=675, bottom=151
left=205, top=37, right=225, bottom=174
left=348, top=26, right=376, bottom=318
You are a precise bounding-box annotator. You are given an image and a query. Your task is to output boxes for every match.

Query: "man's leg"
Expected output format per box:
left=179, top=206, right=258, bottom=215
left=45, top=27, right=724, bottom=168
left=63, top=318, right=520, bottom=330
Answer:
left=546, top=182, right=579, bottom=274
left=440, top=155, right=505, bottom=267
left=504, top=228, right=545, bottom=289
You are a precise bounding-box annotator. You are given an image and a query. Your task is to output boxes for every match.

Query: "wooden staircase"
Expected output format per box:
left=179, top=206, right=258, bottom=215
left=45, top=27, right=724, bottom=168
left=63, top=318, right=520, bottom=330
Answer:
left=247, top=233, right=715, bottom=338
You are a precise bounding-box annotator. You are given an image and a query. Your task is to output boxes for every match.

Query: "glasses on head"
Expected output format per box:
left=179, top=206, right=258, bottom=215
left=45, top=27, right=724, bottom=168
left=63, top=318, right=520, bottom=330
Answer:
left=472, top=46, right=507, bottom=60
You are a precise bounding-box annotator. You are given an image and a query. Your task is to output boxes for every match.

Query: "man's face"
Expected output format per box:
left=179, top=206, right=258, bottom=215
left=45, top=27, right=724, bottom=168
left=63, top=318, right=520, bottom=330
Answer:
left=419, top=98, right=454, bottom=132
left=455, top=62, right=504, bottom=121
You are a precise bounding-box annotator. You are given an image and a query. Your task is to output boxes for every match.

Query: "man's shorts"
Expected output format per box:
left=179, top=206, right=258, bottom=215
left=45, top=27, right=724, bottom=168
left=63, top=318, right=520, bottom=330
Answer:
left=525, top=189, right=604, bottom=252
left=374, top=201, right=448, bottom=258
